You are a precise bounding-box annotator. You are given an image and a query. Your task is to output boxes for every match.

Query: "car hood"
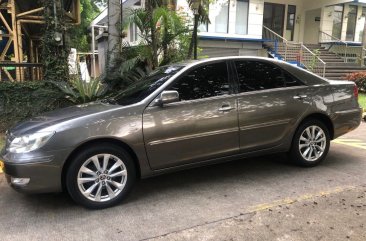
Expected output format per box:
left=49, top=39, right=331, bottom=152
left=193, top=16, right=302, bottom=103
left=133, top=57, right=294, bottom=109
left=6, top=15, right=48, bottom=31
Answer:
left=9, top=101, right=122, bottom=136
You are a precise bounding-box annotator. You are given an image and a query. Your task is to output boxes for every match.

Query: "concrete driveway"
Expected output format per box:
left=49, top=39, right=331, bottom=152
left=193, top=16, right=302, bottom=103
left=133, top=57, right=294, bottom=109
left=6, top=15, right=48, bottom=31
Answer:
left=0, top=123, right=366, bottom=241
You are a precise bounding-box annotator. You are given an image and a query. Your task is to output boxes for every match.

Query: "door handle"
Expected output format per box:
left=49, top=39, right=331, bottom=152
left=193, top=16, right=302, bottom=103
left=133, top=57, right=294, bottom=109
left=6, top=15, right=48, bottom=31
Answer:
left=293, top=95, right=308, bottom=100
left=219, top=105, right=235, bottom=112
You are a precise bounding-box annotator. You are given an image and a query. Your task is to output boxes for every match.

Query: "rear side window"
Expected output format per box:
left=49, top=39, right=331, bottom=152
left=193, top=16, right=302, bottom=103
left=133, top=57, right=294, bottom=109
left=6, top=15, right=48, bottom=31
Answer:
left=170, top=62, right=230, bottom=101
left=234, top=61, right=303, bottom=93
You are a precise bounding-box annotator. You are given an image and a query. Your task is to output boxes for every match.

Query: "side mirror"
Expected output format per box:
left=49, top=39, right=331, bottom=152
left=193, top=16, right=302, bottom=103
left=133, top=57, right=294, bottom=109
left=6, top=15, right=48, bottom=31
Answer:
left=155, top=90, right=180, bottom=106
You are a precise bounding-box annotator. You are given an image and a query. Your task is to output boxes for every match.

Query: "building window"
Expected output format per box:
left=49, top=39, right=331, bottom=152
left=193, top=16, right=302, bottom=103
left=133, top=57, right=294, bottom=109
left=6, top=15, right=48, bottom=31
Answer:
left=332, top=5, right=344, bottom=39
left=235, top=0, right=249, bottom=35
left=286, top=5, right=296, bottom=41
left=358, top=7, right=366, bottom=41
left=346, top=5, right=358, bottom=41
left=215, top=0, right=229, bottom=33
left=129, top=23, right=139, bottom=42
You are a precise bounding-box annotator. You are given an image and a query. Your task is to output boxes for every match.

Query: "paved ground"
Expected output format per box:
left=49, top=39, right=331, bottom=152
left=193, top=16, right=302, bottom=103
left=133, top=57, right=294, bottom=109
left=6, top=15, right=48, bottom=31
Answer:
left=0, top=123, right=366, bottom=241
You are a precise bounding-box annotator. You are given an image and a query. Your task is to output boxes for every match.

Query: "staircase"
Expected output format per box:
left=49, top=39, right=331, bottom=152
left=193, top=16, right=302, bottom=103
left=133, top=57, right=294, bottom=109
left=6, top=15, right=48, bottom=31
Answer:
left=302, top=44, right=366, bottom=80
left=262, top=26, right=366, bottom=80
left=270, top=44, right=366, bottom=80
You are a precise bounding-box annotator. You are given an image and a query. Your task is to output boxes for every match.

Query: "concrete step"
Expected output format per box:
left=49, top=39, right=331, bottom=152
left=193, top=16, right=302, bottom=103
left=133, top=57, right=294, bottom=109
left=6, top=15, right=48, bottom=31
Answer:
left=326, top=77, right=348, bottom=80
left=325, top=73, right=351, bottom=77
left=325, top=69, right=364, bottom=73
left=325, top=64, right=362, bottom=67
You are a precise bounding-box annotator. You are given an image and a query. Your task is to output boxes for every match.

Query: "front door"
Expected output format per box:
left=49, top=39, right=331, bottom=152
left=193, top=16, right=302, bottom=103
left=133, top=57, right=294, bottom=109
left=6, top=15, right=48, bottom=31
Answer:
left=143, top=61, right=239, bottom=170
left=263, top=3, right=285, bottom=36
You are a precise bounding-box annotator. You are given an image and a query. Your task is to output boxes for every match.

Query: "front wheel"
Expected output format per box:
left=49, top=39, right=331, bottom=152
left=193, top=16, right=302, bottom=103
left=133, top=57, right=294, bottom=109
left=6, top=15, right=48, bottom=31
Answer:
left=66, top=143, right=136, bottom=209
left=289, top=119, right=330, bottom=167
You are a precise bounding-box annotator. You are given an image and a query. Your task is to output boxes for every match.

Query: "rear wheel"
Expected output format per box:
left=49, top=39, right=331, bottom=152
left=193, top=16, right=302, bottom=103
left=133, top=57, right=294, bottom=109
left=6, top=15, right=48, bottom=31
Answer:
left=66, top=143, right=136, bottom=209
left=289, top=119, right=330, bottom=167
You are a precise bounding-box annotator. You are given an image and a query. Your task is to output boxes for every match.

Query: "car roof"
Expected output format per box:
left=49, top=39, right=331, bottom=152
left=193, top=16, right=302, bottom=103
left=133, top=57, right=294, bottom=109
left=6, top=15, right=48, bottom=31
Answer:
left=176, top=56, right=281, bottom=67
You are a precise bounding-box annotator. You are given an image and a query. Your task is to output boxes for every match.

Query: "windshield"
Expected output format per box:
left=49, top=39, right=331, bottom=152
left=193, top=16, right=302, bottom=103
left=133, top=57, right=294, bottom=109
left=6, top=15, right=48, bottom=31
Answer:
left=111, top=65, right=184, bottom=105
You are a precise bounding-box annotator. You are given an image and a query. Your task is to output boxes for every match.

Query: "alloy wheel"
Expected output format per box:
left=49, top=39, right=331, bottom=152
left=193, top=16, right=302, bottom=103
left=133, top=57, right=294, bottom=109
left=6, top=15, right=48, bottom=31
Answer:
left=77, top=154, right=127, bottom=202
left=298, top=125, right=327, bottom=162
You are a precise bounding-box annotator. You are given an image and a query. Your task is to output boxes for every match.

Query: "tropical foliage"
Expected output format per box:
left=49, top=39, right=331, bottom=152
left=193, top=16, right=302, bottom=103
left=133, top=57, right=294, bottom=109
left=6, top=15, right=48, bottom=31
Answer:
left=105, top=2, right=190, bottom=89
left=69, top=0, right=101, bottom=52
left=51, top=77, right=108, bottom=104
left=186, top=0, right=210, bottom=59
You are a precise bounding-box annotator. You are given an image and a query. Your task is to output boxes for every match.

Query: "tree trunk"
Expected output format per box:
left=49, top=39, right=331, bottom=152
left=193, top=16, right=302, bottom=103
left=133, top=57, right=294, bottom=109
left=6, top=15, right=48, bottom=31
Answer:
left=193, top=14, right=199, bottom=60
left=188, top=10, right=199, bottom=60
left=146, top=0, right=159, bottom=69
left=187, top=32, right=194, bottom=59
left=107, top=0, right=121, bottom=72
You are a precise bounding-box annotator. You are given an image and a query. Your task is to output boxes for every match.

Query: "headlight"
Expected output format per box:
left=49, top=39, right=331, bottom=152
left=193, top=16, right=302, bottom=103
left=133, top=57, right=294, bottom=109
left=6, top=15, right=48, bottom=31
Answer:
left=8, top=132, right=55, bottom=153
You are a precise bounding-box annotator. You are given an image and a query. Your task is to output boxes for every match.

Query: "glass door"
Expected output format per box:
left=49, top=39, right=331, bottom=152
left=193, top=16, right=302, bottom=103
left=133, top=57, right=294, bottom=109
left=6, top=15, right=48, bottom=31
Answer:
left=263, top=3, right=285, bottom=36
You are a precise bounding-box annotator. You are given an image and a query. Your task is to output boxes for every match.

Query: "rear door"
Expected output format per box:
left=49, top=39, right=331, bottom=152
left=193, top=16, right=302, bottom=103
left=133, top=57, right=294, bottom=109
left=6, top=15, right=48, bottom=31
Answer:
left=143, top=61, right=240, bottom=169
left=233, top=60, right=311, bottom=151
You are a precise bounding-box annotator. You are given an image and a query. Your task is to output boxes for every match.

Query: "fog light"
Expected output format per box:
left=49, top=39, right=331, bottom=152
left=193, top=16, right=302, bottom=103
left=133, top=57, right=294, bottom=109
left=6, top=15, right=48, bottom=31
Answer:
left=11, top=177, right=30, bottom=186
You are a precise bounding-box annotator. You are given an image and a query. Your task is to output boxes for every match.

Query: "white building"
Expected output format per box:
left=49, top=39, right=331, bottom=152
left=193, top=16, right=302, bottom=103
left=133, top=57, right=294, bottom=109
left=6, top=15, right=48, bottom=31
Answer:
left=173, top=0, right=366, bottom=56
left=91, top=0, right=366, bottom=78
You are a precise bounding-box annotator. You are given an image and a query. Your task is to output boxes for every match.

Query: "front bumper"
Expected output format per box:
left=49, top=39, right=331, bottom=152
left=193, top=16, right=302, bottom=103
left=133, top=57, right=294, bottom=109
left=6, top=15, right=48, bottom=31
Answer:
left=1, top=149, right=71, bottom=194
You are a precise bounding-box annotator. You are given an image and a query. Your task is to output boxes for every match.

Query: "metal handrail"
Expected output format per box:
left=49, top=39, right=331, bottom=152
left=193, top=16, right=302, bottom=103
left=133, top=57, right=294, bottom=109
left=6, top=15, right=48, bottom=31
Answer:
left=300, top=44, right=326, bottom=77
left=319, top=31, right=347, bottom=45
left=319, top=30, right=348, bottom=62
left=263, top=26, right=288, bottom=43
left=263, top=26, right=326, bottom=77
left=346, top=46, right=366, bottom=66
left=263, top=26, right=289, bottom=60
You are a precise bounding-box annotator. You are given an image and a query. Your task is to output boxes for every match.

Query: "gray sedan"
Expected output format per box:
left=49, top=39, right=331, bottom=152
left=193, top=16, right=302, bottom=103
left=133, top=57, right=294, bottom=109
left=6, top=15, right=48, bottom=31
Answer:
left=1, top=57, right=362, bottom=209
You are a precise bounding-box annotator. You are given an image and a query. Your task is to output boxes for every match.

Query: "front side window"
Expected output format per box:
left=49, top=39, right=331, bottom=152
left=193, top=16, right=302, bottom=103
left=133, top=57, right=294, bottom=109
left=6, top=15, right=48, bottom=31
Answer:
left=113, top=66, right=183, bottom=105
left=170, top=62, right=230, bottom=101
left=235, top=61, right=303, bottom=92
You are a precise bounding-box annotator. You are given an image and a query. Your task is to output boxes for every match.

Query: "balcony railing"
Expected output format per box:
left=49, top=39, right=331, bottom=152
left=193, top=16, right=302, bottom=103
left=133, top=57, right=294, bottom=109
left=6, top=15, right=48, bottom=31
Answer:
left=0, top=63, right=43, bottom=82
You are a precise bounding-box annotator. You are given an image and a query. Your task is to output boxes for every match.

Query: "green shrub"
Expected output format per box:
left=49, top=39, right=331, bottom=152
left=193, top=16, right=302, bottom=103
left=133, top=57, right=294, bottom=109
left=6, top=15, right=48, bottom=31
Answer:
left=0, top=81, right=72, bottom=132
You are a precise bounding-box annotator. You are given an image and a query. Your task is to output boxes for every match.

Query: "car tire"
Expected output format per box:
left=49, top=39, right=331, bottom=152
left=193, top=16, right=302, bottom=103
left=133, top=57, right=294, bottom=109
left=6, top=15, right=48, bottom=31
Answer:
left=289, top=119, right=330, bottom=167
left=66, top=143, right=136, bottom=209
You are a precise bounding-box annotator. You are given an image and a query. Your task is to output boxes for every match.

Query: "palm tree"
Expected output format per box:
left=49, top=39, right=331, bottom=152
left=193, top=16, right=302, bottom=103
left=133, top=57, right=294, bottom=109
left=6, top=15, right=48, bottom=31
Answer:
left=128, top=5, right=189, bottom=69
left=186, top=0, right=210, bottom=59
